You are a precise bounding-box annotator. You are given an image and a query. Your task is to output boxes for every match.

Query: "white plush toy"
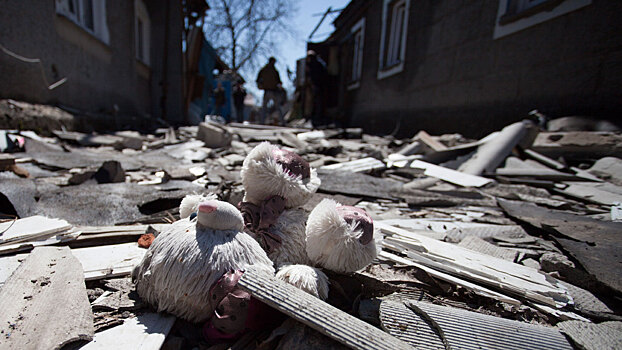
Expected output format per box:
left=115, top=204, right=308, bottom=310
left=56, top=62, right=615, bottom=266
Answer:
left=132, top=194, right=275, bottom=332
left=239, top=142, right=377, bottom=300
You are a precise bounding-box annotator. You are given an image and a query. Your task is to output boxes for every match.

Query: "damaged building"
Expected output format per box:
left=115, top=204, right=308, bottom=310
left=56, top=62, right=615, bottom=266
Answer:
left=0, top=0, right=185, bottom=127
left=309, top=0, right=622, bottom=137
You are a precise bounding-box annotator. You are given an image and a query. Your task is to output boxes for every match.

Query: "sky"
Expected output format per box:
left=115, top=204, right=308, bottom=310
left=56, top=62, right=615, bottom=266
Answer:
left=245, top=0, right=351, bottom=102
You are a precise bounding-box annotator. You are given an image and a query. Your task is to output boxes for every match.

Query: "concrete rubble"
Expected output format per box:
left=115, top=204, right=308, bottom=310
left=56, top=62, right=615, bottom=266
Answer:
left=1, top=108, right=621, bottom=349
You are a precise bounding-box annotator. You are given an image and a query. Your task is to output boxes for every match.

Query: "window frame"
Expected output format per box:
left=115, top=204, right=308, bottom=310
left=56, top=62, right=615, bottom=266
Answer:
left=348, top=17, right=366, bottom=90
left=134, top=0, right=151, bottom=66
left=55, top=0, right=109, bottom=44
left=493, top=0, right=591, bottom=39
left=377, top=0, right=410, bottom=80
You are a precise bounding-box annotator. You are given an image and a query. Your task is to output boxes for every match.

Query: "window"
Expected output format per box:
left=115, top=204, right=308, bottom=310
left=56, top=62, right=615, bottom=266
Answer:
left=55, top=0, right=109, bottom=44
left=135, top=0, right=151, bottom=66
left=378, top=0, right=410, bottom=80
left=494, top=0, right=591, bottom=39
left=348, top=18, right=365, bottom=90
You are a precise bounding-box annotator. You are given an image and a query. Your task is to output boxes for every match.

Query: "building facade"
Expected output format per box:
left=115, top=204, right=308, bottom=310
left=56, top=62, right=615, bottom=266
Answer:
left=0, top=0, right=184, bottom=127
left=316, top=0, right=622, bottom=138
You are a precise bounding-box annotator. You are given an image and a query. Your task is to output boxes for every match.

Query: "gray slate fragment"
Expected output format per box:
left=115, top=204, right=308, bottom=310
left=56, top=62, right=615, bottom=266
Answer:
left=35, top=181, right=204, bottom=225
left=557, top=321, right=622, bottom=350
left=0, top=247, right=94, bottom=349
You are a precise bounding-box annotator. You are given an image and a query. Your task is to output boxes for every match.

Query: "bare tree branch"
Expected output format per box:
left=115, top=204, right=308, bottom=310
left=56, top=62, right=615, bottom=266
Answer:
left=202, top=0, right=295, bottom=76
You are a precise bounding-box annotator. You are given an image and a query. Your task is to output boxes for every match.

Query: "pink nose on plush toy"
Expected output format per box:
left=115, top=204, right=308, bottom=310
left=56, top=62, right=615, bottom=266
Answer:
left=336, top=205, right=374, bottom=245
left=198, top=202, right=218, bottom=213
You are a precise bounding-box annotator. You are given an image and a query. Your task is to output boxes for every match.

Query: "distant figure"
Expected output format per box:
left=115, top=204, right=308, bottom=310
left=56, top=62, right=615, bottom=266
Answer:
left=233, top=81, right=247, bottom=123
left=305, top=50, right=328, bottom=128
left=212, top=82, right=226, bottom=118
left=256, top=57, right=284, bottom=125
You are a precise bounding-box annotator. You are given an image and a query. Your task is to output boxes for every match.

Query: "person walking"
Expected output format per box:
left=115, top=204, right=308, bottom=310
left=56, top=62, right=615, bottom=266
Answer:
left=212, top=81, right=226, bottom=119
left=256, top=57, right=283, bottom=125
left=233, top=81, right=247, bottom=123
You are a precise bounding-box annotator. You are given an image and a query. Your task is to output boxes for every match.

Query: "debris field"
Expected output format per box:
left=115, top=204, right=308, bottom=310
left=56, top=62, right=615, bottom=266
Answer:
left=1, top=106, right=621, bottom=349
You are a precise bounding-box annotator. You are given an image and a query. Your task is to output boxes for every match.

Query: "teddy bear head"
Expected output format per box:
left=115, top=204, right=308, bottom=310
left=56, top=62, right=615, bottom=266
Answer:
left=240, top=142, right=320, bottom=208
left=305, top=199, right=377, bottom=273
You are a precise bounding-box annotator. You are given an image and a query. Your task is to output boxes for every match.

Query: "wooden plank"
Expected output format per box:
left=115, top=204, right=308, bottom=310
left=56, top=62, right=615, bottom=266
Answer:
left=378, top=222, right=570, bottom=307
left=493, top=168, right=583, bottom=181
left=531, top=131, right=622, bottom=159
left=379, top=250, right=521, bottom=306
left=0, top=215, right=72, bottom=245
left=82, top=313, right=175, bottom=349
left=498, top=198, right=622, bottom=294
left=70, top=242, right=147, bottom=281
left=0, top=247, right=94, bottom=349
left=321, top=157, right=386, bottom=173
left=0, top=242, right=147, bottom=286
left=68, top=225, right=150, bottom=248
left=408, top=160, right=492, bottom=187
left=237, top=266, right=416, bottom=350
left=413, top=130, right=448, bottom=152
left=0, top=228, right=81, bottom=255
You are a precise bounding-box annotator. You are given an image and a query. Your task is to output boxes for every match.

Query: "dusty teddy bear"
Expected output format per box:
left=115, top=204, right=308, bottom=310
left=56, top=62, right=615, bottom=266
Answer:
left=132, top=195, right=276, bottom=338
left=239, top=142, right=377, bottom=299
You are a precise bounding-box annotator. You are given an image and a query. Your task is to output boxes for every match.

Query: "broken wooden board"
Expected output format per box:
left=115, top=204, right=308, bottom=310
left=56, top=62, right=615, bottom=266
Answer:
left=498, top=198, right=622, bottom=294
left=321, top=157, right=386, bottom=173
left=402, top=300, right=573, bottom=350
left=237, top=266, right=416, bottom=350
left=379, top=300, right=445, bottom=350
left=379, top=251, right=521, bottom=305
left=531, top=131, right=622, bottom=159
left=69, top=225, right=150, bottom=248
left=458, top=235, right=518, bottom=262
left=0, top=215, right=72, bottom=245
left=406, top=160, right=492, bottom=187
left=378, top=222, right=570, bottom=307
left=82, top=312, right=175, bottom=349
left=557, top=321, right=622, bottom=350
left=0, top=242, right=147, bottom=286
left=0, top=228, right=81, bottom=255
left=0, top=247, right=94, bottom=349
left=71, top=242, right=147, bottom=281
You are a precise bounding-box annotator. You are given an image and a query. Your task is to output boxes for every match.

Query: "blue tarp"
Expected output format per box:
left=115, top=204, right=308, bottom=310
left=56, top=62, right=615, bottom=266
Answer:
left=194, top=40, right=232, bottom=121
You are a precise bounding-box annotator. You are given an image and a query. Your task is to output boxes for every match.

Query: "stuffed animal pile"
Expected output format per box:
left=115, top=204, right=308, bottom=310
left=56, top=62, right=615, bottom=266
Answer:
left=133, top=141, right=378, bottom=343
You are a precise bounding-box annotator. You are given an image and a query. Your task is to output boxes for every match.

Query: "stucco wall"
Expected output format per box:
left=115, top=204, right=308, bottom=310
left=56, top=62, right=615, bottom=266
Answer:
left=0, top=0, right=183, bottom=127
left=335, top=0, right=622, bottom=138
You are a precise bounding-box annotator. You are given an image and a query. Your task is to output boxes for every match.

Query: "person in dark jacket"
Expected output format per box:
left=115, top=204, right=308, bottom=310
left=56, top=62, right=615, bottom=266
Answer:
left=256, top=57, right=284, bottom=125
left=212, top=82, right=226, bottom=118
left=233, top=82, right=247, bottom=123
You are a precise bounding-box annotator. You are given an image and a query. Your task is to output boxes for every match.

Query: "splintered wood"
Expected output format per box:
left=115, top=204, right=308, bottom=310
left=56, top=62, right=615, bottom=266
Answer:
left=377, top=222, right=570, bottom=308
left=0, top=247, right=94, bottom=349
